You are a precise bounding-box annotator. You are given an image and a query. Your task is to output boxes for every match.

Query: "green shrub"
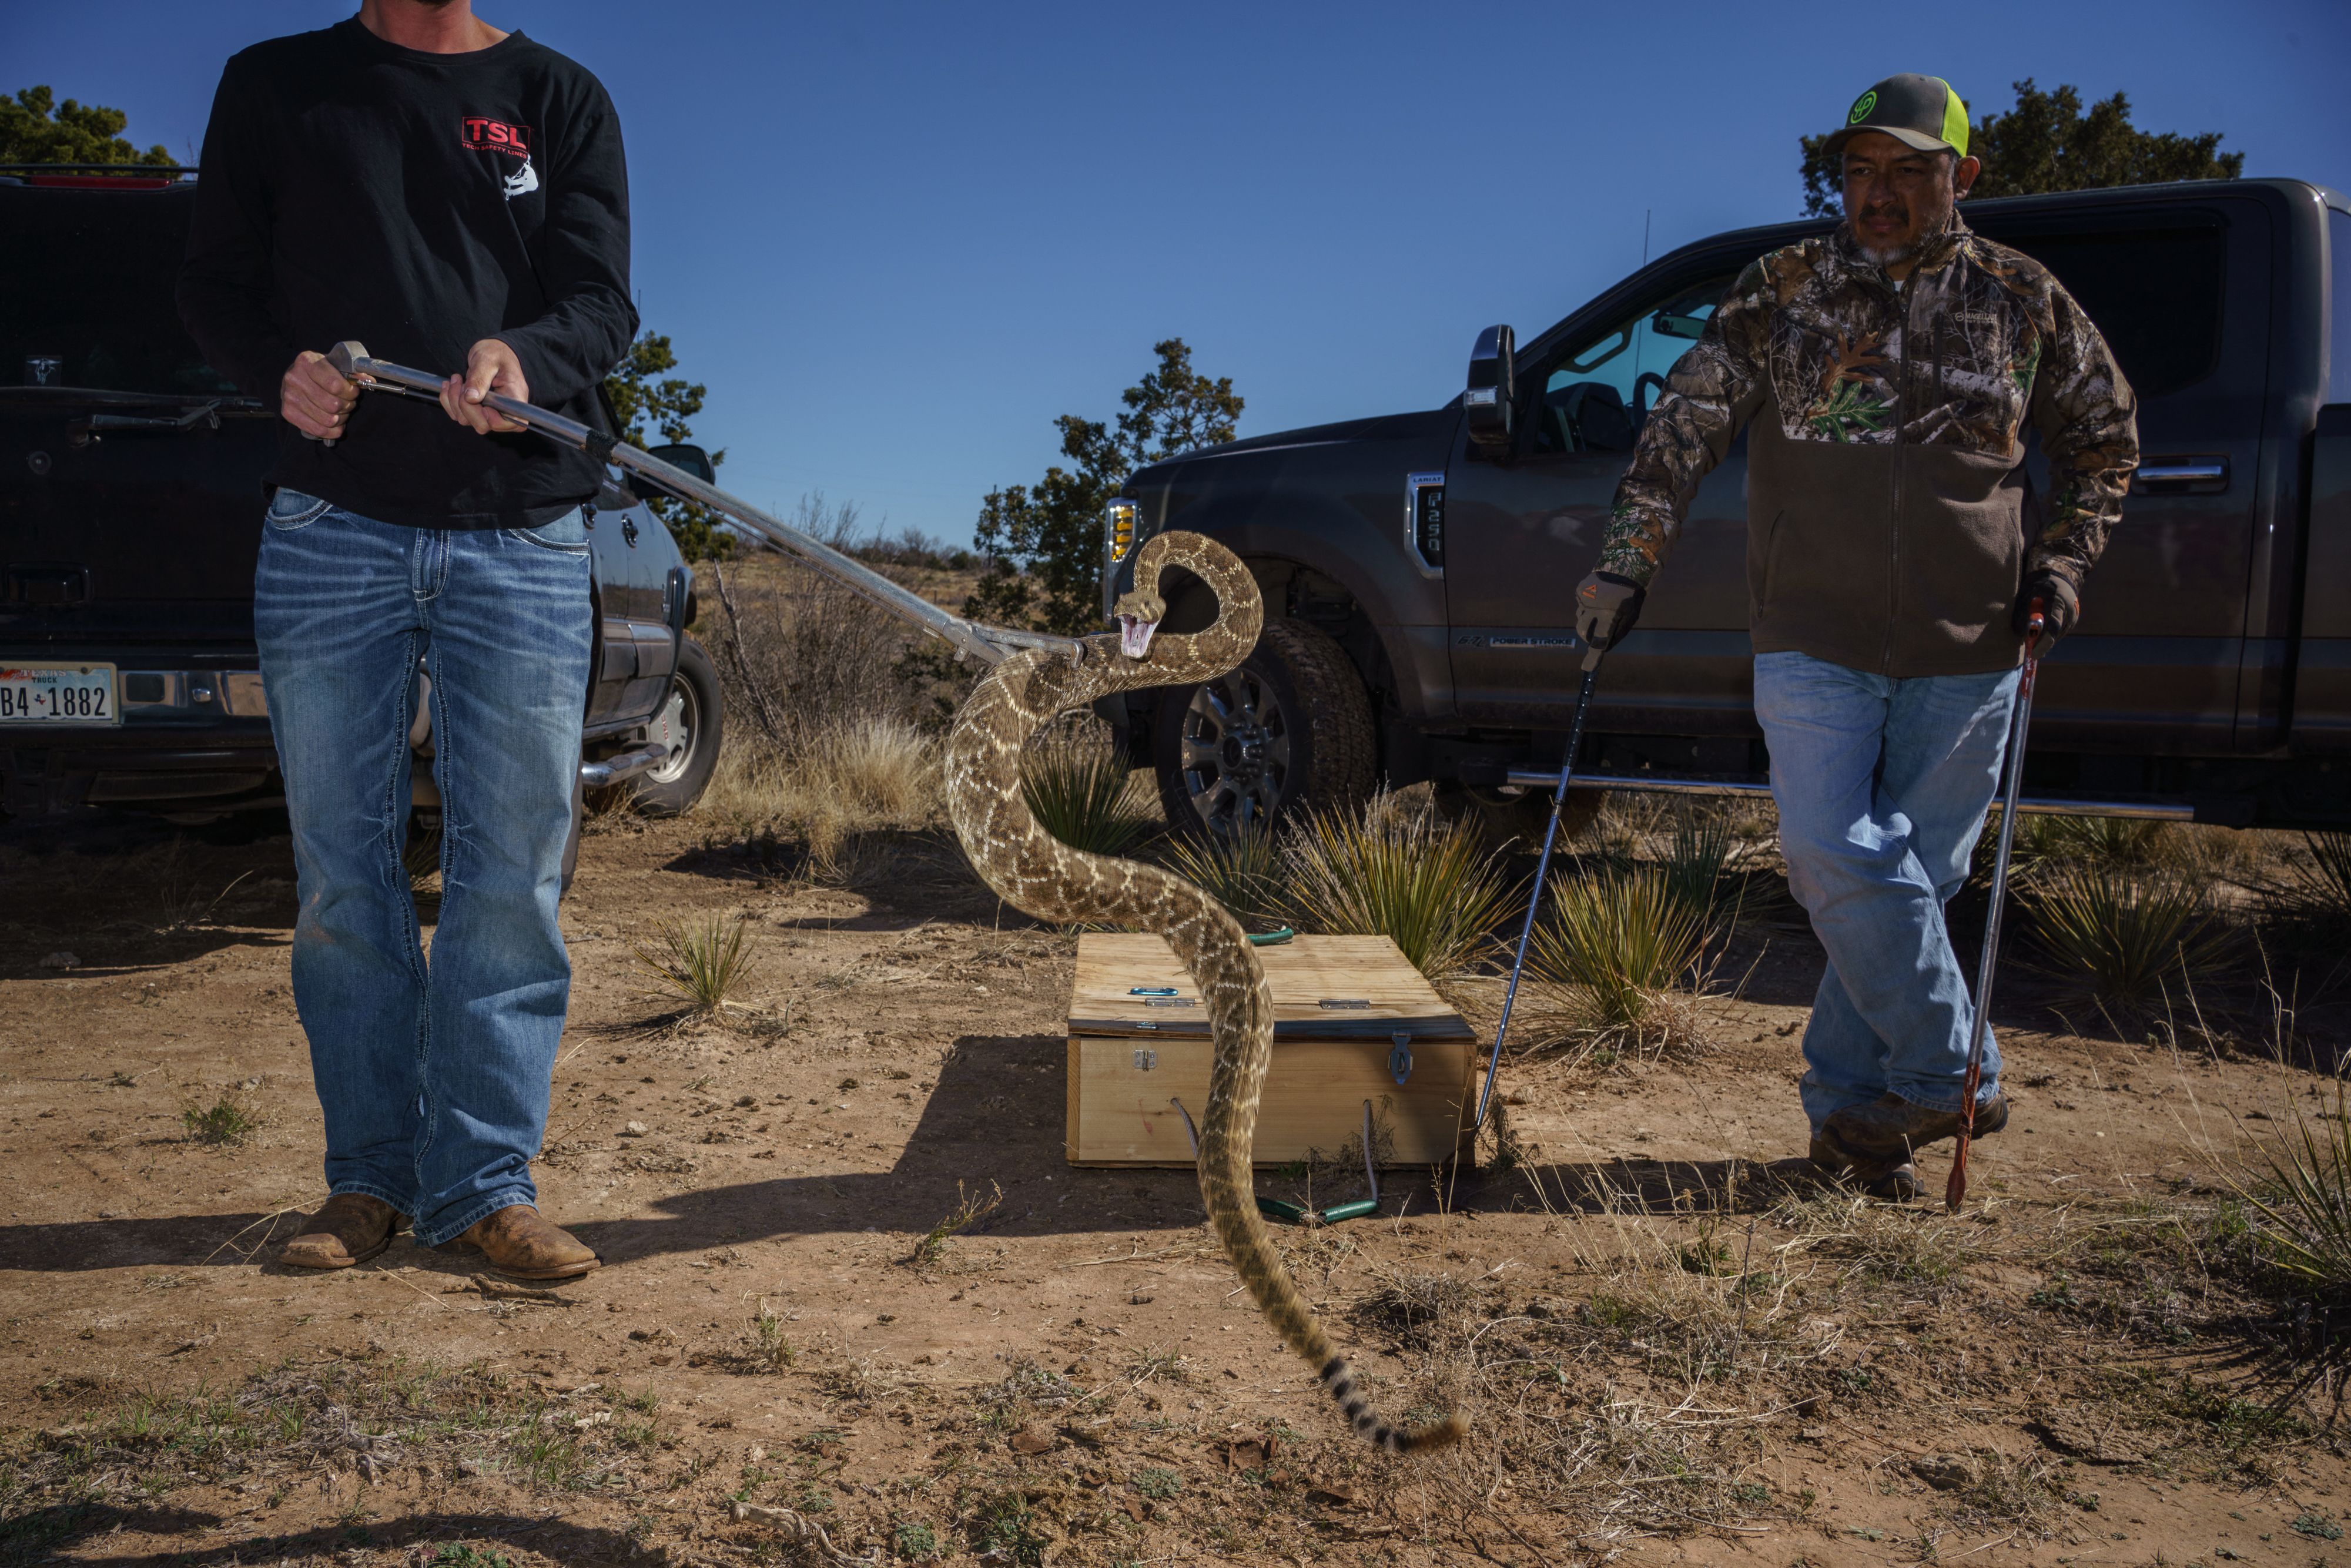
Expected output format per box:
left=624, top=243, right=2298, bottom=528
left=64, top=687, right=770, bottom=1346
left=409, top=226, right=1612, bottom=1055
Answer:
left=1020, top=725, right=1156, bottom=858
left=1160, top=821, right=1286, bottom=931
left=1526, top=865, right=1714, bottom=1034
left=632, top=914, right=756, bottom=1018
left=2232, top=1078, right=2351, bottom=1300
left=181, top=1093, right=259, bottom=1148
left=2267, top=830, right=2351, bottom=937
left=1658, top=802, right=1740, bottom=919
left=1284, top=793, right=1515, bottom=979
left=2020, top=863, right=2232, bottom=1008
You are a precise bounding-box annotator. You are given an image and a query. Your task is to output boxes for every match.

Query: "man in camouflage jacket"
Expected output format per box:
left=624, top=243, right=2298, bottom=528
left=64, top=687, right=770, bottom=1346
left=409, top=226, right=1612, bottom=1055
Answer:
left=1574, top=74, right=2138, bottom=1197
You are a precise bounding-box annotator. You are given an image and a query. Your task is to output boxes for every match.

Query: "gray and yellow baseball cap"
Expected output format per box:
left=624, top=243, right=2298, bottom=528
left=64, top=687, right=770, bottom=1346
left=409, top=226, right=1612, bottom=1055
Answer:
left=1821, top=74, right=1971, bottom=158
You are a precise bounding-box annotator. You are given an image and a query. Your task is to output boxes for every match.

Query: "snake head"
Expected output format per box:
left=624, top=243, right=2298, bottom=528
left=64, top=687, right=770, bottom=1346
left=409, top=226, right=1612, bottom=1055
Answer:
left=1111, top=583, right=1165, bottom=660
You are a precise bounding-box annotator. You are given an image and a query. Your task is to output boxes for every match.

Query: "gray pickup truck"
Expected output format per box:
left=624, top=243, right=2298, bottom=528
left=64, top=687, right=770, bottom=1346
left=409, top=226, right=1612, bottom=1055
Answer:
left=1104, top=177, right=2351, bottom=836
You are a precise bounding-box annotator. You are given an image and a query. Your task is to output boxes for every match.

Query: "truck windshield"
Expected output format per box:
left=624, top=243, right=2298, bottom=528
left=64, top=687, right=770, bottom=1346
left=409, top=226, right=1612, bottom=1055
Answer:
left=0, top=189, right=238, bottom=398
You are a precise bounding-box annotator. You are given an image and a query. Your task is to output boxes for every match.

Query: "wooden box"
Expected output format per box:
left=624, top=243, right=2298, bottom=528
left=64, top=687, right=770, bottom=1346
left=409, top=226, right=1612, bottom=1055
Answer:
left=1065, top=933, right=1476, bottom=1168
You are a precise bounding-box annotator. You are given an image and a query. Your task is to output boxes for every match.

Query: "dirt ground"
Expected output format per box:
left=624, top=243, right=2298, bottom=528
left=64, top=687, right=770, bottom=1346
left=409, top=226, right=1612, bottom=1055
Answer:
left=3, top=803, right=2348, bottom=1567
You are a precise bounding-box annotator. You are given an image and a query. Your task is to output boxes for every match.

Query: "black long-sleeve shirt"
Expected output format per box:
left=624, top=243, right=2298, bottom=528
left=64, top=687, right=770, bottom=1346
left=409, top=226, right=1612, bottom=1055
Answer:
left=178, top=19, right=637, bottom=528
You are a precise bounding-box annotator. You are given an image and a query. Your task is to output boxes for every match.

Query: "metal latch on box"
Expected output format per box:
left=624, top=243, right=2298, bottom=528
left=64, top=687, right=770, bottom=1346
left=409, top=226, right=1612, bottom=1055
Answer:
left=1388, top=1031, right=1412, bottom=1085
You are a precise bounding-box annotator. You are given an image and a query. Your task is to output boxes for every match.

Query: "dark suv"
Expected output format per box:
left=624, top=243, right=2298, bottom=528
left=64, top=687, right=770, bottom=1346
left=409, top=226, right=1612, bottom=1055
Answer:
left=0, top=166, right=723, bottom=880
left=1104, top=177, right=2351, bottom=834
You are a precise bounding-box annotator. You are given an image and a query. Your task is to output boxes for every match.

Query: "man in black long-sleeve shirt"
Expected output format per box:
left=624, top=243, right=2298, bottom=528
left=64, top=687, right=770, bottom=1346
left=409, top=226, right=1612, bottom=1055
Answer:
left=179, top=0, right=637, bottom=1279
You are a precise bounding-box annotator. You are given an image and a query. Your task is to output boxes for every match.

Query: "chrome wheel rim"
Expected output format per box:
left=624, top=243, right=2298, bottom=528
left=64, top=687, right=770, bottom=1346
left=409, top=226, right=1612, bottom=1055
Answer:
left=643, top=677, right=699, bottom=785
left=1176, top=668, right=1291, bottom=833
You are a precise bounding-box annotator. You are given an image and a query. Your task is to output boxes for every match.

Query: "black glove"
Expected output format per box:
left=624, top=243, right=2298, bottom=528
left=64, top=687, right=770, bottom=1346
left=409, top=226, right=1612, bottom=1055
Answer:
left=1575, top=570, right=1647, bottom=652
left=2012, top=571, right=2079, bottom=649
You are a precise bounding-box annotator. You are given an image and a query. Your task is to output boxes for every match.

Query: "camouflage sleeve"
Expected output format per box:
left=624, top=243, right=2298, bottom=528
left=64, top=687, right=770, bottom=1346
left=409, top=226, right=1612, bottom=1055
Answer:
left=1597, top=260, right=1772, bottom=585
left=2024, top=279, right=2138, bottom=594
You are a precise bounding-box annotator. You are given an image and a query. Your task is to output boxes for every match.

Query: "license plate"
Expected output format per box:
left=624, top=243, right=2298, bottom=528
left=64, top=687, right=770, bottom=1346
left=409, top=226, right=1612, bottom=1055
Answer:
left=0, top=663, right=119, bottom=725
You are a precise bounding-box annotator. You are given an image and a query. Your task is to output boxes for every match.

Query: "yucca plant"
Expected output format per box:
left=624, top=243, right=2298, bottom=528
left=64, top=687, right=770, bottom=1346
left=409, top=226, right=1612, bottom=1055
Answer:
left=1020, top=725, right=1157, bottom=858
left=1526, top=864, right=1715, bottom=1034
left=2267, top=829, right=2351, bottom=936
left=1658, top=802, right=1740, bottom=920
left=1284, top=792, right=1516, bottom=979
left=1161, top=822, right=1288, bottom=932
left=2020, top=862, right=2233, bottom=1009
left=633, top=913, right=757, bottom=1018
left=2232, top=1078, right=2351, bottom=1298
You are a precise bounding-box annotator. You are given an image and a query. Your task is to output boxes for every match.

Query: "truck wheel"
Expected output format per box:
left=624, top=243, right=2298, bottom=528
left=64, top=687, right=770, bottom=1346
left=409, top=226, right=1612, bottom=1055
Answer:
left=629, top=636, right=724, bottom=819
left=1154, top=617, right=1374, bottom=835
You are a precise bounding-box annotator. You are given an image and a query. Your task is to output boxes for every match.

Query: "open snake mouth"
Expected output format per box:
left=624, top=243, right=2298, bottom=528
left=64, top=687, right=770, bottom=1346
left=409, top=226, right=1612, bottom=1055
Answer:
left=1117, top=615, right=1158, bottom=659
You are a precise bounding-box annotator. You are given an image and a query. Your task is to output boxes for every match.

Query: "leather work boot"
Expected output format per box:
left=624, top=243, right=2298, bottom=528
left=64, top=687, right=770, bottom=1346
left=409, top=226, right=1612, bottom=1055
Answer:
left=1809, top=1134, right=1921, bottom=1202
left=452, top=1204, right=600, bottom=1281
left=1821, top=1091, right=2009, bottom=1164
left=280, top=1193, right=409, bottom=1270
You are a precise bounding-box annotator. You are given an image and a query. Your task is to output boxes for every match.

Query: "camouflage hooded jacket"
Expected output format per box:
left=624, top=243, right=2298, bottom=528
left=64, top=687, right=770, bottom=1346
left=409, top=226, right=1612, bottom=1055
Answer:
left=1600, top=211, right=2138, bottom=676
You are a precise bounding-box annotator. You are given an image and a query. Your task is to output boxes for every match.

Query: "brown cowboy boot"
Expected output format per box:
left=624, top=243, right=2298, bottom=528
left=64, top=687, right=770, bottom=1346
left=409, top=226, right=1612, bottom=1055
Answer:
left=280, top=1193, right=409, bottom=1270
left=1821, top=1091, right=2009, bottom=1163
left=1809, top=1134, right=1921, bottom=1202
left=453, top=1204, right=600, bottom=1281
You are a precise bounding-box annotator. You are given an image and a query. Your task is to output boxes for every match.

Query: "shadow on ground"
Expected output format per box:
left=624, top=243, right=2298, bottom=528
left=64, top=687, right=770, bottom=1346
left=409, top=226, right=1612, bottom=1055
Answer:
left=0, top=1502, right=647, bottom=1568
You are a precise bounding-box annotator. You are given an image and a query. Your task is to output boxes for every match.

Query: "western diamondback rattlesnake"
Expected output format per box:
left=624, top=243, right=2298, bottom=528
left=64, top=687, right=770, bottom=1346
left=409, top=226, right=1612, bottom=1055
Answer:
left=943, top=530, right=1466, bottom=1456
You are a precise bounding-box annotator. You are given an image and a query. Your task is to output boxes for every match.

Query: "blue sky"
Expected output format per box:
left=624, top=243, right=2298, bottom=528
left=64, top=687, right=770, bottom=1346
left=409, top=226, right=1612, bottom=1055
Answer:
left=9, top=1, right=2347, bottom=546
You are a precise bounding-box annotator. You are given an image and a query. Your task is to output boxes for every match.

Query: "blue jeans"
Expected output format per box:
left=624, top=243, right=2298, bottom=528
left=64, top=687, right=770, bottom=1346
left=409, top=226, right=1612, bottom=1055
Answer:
left=255, top=488, right=592, bottom=1245
left=1751, top=650, right=2020, bottom=1132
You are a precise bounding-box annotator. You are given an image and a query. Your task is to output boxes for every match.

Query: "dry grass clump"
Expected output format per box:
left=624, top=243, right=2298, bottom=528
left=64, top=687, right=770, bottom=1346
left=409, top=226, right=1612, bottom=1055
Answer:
left=1355, top=1270, right=1479, bottom=1348
left=908, top=1180, right=1005, bottom=1269
left=704, top=494, right=952, bottom=757
left=1285, top=789, right=1515, bottom=979
left=694, top=717, right=939, bottom=876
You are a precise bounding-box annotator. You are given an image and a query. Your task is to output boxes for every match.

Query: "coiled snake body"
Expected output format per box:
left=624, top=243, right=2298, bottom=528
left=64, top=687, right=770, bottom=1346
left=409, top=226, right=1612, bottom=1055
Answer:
left=944, top=531, right=1465, bottom=1455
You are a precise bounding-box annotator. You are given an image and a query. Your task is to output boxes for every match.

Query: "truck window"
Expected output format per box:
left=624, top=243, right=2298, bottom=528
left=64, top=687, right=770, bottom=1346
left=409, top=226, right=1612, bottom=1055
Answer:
left=0, top=192, right=237, bottom=396
left=1999, top=224, right=2224, bottom=400
left=2330, top=207, right=2351, bottom=405
left=1531, top=274, right=1734, bottom=456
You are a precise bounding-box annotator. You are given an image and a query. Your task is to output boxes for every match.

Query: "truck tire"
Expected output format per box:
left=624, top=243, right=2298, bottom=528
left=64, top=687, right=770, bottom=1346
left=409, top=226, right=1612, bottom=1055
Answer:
left=1154, top=616, right=1374, bottom=835
left=629, top=635, right=724, bottom=819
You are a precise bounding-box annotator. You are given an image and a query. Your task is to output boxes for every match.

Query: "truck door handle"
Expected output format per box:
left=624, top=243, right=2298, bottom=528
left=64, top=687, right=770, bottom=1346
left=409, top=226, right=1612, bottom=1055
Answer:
left=2132, top=457, right=2227, bottom=492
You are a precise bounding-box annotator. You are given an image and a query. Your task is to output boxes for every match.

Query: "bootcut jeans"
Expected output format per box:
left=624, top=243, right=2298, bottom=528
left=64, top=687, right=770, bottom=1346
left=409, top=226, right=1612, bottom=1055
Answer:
left=255, top=487, right=592, bottom=1245
left=1751, top=649, right=2020, bottom=1132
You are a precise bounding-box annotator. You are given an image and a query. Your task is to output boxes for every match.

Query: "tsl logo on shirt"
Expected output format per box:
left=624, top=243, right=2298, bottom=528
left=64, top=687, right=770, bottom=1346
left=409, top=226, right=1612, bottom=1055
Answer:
left=459, top=117, right=538, bottom=200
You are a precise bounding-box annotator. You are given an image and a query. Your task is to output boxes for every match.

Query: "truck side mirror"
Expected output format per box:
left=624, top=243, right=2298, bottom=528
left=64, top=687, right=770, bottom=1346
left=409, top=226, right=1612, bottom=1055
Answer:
left=1463, top=325, right=1515, bottom=455
left=646, top=443, right=716, bottom=485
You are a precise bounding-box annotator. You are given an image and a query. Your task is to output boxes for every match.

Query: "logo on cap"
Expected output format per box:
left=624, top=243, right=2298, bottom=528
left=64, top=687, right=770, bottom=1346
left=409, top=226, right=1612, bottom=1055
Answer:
left=1847, top=90, right=1878, bottom=125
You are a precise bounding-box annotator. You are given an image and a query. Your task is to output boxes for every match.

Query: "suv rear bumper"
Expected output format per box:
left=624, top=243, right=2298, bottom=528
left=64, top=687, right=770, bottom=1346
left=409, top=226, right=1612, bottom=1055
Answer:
left=2, top=652, right=281, bottom=815
left=2, top=724, right=281, bottom=815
